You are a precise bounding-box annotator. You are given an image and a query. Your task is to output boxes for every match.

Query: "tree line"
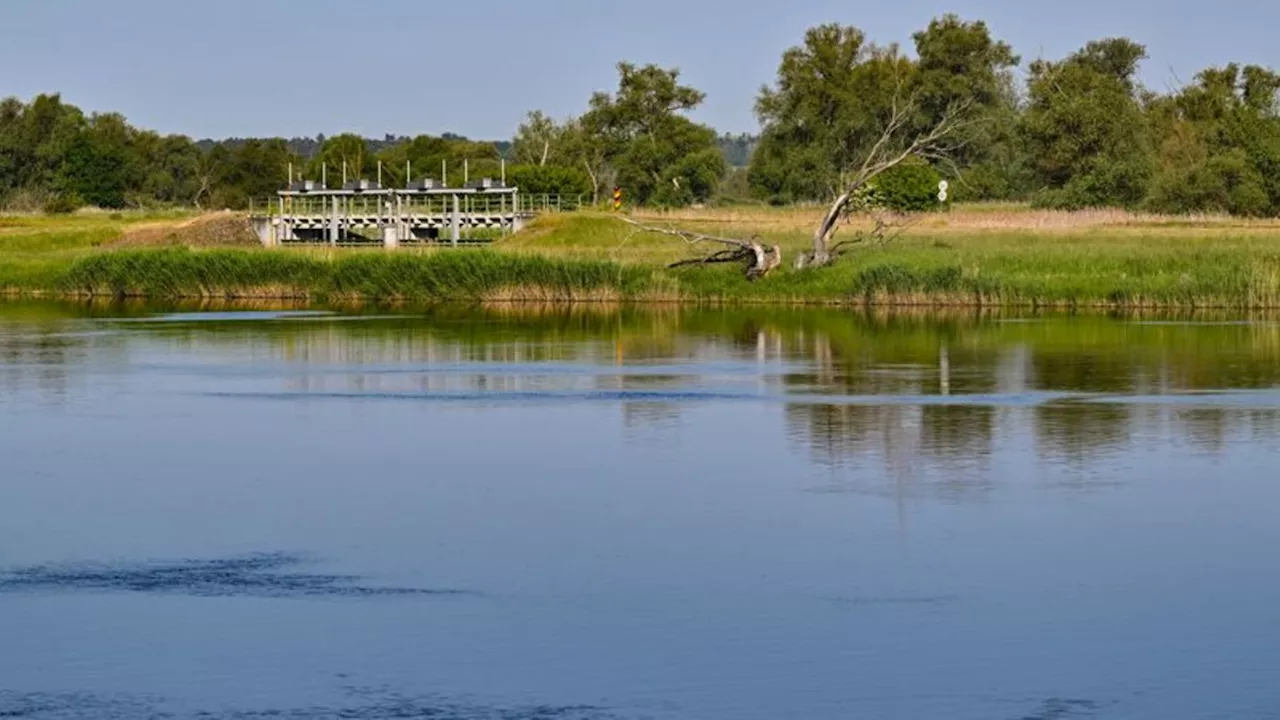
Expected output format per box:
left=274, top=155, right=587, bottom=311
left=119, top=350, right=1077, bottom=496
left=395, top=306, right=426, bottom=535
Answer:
left=512, top=16, right=1280, bottom=216
left=4, top=15, right=1280, bottom=216
left=0, top=94, right=524, bottom=212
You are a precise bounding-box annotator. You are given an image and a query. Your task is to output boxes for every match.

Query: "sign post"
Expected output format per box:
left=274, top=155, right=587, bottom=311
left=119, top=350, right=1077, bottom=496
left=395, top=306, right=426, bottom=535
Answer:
left=613, top=186, right=623, bottom=212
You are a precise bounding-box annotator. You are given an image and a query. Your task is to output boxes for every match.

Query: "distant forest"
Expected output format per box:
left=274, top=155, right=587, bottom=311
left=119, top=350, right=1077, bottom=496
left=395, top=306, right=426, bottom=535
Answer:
left=4, top=13, right=1280, bottom=214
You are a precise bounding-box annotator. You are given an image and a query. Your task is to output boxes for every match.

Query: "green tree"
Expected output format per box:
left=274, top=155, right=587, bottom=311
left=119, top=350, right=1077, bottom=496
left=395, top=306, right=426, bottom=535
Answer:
left=749, top=24, right=910, bottom=203
left=1146, top=64, right=1280, bottom=215
left=209, top=139, right=297, bottom=209
left=584, top=62, right=725, bottom=206
left=375, top=134, right=501, bottom=188
left=912, top=15, right=1028, bottom=200
left=308, top=133, right=369, bottom=185
left=510, top=110, right=567, bottom=166
left=1023, top=38, right=1155, bottom=208
left=559, top=117, right=612, bottom=206
left=60, top=112, right=146, bottom=208
left=507, top=164, right=591, bottom=196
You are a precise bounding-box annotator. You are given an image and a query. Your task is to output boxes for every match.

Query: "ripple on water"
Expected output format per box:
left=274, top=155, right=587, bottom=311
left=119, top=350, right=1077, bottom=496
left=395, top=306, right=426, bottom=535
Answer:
left=113, top=311, right=336, bottom=324
left=0, top=553, right=473, bottom=599
left=0, top=689, right=616, bottom=720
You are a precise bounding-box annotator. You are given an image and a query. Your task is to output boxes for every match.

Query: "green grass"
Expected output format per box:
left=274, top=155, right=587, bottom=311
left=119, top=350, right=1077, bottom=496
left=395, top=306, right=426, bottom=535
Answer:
left=0, top=211, right=194, bottom=290
left=500, top=213, right=1280, bottom=308
left=5, top=209, right=1280, bottom=307
left=57, top=247, right=655, bottom=302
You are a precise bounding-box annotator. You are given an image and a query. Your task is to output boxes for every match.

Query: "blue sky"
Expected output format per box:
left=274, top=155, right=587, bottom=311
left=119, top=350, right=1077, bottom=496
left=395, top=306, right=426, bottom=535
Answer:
left=2, top=0, right=1276, bottom=140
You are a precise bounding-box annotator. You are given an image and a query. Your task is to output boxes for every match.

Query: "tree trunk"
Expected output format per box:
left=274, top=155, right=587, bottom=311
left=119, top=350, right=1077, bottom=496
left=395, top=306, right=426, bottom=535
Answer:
left=803, top=191, right=851, bottom=268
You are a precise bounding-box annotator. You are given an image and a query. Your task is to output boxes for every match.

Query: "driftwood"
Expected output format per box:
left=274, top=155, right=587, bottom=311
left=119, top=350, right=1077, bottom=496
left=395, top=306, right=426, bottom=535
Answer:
left=618, top=216, right=782, bottom=281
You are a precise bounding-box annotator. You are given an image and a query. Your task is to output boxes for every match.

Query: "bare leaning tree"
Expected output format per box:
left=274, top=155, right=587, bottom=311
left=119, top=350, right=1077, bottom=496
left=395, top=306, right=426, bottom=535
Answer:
left=798, top=95, right=975, bottom=269
left=621, top=90, right=975, bottom=280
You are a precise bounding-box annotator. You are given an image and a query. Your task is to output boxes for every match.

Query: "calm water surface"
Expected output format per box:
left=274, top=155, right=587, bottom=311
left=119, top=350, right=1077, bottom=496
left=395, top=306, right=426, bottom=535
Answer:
left=1, top=302, right=1279, bottom=719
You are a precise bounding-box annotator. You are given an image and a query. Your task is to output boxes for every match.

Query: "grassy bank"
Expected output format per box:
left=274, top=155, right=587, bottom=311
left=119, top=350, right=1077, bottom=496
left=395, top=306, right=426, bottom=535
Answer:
left=4, top=206, right=1280, bottom=308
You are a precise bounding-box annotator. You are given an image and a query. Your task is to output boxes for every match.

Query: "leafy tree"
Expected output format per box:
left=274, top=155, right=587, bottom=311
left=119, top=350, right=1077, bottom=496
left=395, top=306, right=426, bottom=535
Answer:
left=1146, top=64, right=1280, bottom=215
left=307, top=133, right=369, bottom=185
left=559, top=117, right=612, bottom=205
left=374, top=134, right=501, bottom=188
left=507, top=164, right=592, bottom=196
left=912, top=15, right=1029, bottom=200
left=60, top=112, right=144, bottom=208
left=209, top=139, right=297, bottom=209
left=1023, top=38, right=1155, bottom=208
left=510, top=111, right=567, bottom=166
left=0, top=94, right=86, bottom=203
left=913, top=15, right=1019, bottom=129
left=584, top=63, right=725, bottom=206
left=750, top=24, right=912, bottom=202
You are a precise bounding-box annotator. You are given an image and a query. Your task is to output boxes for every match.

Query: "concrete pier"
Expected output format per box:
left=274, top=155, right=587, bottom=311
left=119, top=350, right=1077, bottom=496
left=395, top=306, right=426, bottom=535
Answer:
left=252, top=183, right=534, bottom=248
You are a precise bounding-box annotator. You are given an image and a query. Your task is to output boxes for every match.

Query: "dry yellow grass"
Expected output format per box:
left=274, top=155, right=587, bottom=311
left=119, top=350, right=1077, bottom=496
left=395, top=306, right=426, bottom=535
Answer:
left=633, top=203, right=1280, bottom=238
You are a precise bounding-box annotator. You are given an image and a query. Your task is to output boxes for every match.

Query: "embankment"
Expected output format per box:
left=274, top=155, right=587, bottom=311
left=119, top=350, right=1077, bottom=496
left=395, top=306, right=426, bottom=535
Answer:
left=4, top=211, right=1280, bottom=308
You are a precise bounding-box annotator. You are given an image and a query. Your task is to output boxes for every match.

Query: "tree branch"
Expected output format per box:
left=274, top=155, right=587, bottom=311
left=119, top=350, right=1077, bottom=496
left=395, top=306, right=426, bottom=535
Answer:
left=616, top=216, right=782, bottom=280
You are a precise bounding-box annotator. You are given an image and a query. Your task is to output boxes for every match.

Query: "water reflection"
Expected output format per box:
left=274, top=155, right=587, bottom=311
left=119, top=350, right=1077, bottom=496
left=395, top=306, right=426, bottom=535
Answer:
left=4, top=302, right=1280, bottom=475
left=5, top=302, right=1280, bottom=719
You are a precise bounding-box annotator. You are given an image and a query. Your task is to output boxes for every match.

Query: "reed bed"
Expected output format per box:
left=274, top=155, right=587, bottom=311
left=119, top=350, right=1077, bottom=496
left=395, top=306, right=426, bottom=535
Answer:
left=5, top=208, right=1280, bottom=308
left=58, top=248, right=652, bottom=302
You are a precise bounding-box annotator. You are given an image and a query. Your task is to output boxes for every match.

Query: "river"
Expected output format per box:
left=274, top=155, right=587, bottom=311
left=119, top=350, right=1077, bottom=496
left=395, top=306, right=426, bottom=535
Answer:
left=1, top=302, right=1278, bottom=719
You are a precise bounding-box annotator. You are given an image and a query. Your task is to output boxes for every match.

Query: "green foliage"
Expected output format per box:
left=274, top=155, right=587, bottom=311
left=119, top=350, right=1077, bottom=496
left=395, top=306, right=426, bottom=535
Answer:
left=57, top=247, right=647, bottom=301
left=42, top=193, right=82, bottom=214
left=7, top=22, right=1280, bottom=218
left=750, top=24, right=906, bottom=203
left=750, top=17, right=1021, bottom=204
left=1024, top=39, right=1155, bottom=209
left=307, top=134, right=368, bottom=183
left=61, top=116, right=133, bottom=208
left=369, top=133, right=502, bottom=189
left=912, top=14, right=1021, bottom=179
left=207, top=139, right=298, bottom=209
left=869, top=159, right=942, bottom=212
left=508, top=164, right=592, bottom=196
left=1144, top=64, right=1280, bottom=216
left=579, top=63, right=725, bottom=207
left=510, top=111, right=567, bottom=167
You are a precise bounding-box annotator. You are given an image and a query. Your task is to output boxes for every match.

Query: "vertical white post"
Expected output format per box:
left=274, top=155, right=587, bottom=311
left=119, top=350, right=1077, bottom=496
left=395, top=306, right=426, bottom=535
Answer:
left=322, top=163, right=327, bottom=188
left=330, top=195, right=339, bottom=245
left=377, top=161, right=383, bottom=187
left=464, top=159, right=469, bottom=186
left=406, top=160, right=411, bottom=188
left=442, top=160, right=447, bottom=187
left=451, top=193, right=460, bottom=246
left=342, top=161, right=348, bottom=186
left=501, top=158, right=506, bottom=186
left=288, top=162, right=293, bottom=186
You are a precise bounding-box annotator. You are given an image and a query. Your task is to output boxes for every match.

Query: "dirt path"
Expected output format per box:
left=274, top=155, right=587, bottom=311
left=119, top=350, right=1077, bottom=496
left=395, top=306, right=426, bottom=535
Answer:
left=110, top=212, right=259, bottom=248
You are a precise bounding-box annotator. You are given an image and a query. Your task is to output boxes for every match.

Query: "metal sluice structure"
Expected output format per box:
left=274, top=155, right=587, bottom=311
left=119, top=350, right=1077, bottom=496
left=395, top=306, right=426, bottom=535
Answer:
left=250, top=179, right=587, bottom=248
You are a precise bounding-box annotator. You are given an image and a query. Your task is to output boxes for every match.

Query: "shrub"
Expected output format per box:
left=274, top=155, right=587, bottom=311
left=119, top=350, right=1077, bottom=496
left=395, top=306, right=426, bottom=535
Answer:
left=869, top=159, right=943, bottom=212
left=43, top=193, right=84, bottom=215
left=507, top=165, right=592, bottom=197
